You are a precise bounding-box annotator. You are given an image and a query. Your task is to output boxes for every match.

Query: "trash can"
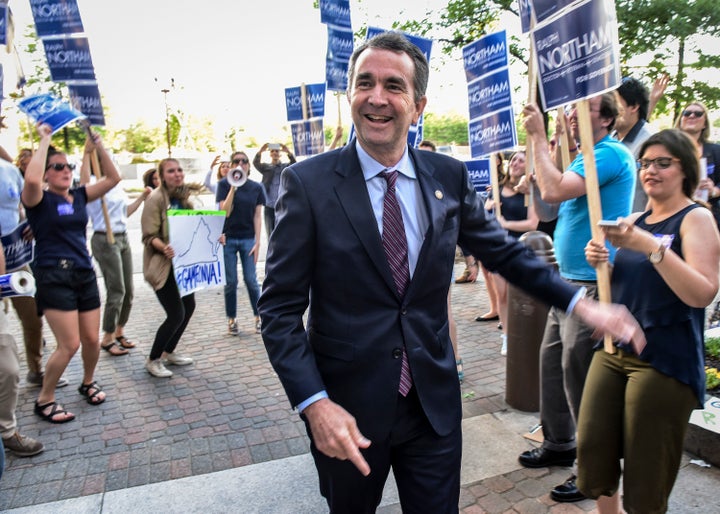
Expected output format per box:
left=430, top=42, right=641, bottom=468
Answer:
left=505, top=231, right=556, bottom=412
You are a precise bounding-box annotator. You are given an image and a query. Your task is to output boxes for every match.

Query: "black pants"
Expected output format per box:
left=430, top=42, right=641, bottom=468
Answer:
left=263, top=206, right=275, bottom=239
left=150, top=277, right=195, bottom=360
left=310, top=388, right=462, bottom=514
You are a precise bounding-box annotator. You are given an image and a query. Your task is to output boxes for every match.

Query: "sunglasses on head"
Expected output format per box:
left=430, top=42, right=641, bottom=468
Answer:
left=637, top=157, right=680, bottom=170
left=46, top=163, right=76, bottom=171
left=682, top=109, right=704, bottom=118
left=232, top=158, right=249, bottom=164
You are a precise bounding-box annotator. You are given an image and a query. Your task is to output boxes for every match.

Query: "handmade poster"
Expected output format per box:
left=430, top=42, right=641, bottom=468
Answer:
left=168, top=210, right=226, bottom=297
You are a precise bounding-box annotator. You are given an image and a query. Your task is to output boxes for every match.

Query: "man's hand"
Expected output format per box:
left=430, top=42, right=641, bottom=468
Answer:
left=573, top=297, right=646, bottom=355
left=303, top=398, right=372, bottom=476
left=522, top=103, right=547, bottom=140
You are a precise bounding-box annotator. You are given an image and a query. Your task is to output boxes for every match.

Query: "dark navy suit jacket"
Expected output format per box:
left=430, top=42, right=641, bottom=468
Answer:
left=258, top=141, right=578, bottom=441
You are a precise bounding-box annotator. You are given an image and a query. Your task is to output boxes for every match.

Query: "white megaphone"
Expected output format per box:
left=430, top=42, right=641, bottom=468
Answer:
left=227, top=167, right=247, bottom=188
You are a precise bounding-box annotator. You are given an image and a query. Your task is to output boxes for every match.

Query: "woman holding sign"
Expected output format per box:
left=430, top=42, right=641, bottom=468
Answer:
left=22, top=124, right=120, bottom=423
left=141, top=158, right=197, bottom=378
left=579, top=129, right=720, bottom=513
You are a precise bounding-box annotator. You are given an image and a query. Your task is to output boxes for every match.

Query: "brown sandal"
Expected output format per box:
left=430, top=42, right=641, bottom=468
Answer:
left=115, top=335, right=137, bottom=349
left=101, top=342, right=128, bottom=356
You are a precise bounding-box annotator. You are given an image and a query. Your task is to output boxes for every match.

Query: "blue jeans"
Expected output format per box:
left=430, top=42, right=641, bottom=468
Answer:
left=223, top=238, right=260, bottom=319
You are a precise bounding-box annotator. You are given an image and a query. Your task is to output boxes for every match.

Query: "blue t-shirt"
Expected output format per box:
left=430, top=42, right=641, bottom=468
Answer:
left=25, top=186, right=93, bottom=269
left=215, top=178, right=266, bottom=239
left=555, top=135, right=636, bottom=280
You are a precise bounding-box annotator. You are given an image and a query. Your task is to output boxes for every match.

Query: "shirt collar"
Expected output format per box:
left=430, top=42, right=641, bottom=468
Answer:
left=355, top=141, right=415, bottom=181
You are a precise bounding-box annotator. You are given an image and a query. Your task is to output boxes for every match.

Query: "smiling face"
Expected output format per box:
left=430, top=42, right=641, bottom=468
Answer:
left=639, top=144, right=685, bottom=201
left=679, top=103, right=707, bottom=139
left=159, top=159, right=185, bottom=190
left=347, top=47, right=427, bottom=166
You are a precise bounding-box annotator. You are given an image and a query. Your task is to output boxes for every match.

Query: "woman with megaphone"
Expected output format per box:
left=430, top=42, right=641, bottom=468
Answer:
left=216, top=152, right=265, bottom=337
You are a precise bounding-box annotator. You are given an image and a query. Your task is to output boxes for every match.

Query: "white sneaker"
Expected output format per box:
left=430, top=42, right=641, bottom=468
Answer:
left=163, top=353, right=194, bottom=366
left=500, top=334, right=507, bottom=356
left=146, top=358, right=173, bottom=378
left=228, top=318, right=239, bottom=336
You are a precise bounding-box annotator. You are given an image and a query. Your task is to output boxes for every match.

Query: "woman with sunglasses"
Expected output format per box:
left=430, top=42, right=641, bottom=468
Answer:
left=579, top=129, right=720, bottom=513
left=141, top=158, right=197, bottom=378
left=674, top=102, right=720, bottom=209
left=22, top=124, right=121, bottom=423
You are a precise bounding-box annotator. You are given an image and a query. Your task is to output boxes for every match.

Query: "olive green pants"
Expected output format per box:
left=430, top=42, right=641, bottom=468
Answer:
left=577, top=349, right=697, bottom=514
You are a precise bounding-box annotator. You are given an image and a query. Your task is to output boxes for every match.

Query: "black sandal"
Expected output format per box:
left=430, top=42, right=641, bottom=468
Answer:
left=34, top=401, right=75, bottom=424
left=115, top=335, right=137, bottom=349
left=101, top=342, right=129, bottom=356
left=78, top=381, right=106, bottom=405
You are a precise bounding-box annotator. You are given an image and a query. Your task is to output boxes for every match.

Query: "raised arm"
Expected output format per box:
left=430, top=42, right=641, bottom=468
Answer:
left=84, top=132, right=121, bottom=202
left=21, top=124, right=53, bottom=209
left=523, top=103, right=586, bottom=203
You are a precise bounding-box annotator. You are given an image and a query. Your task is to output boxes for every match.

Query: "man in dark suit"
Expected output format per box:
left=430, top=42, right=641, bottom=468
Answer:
left=258, top=32, right=644, bottom=514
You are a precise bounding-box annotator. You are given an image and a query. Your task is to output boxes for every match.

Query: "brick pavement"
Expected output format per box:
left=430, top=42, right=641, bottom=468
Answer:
left=1, top=260, right=718, bottom=512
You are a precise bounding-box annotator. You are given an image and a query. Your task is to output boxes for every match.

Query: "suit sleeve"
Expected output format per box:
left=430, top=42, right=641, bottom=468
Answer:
left=257, top=167, right=325, bottom=408
left=456, top=165, right=579, bottom=310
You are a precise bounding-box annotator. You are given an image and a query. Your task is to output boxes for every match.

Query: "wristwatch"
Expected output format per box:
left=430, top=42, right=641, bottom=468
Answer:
left=648, top=243, right=666, bottom=264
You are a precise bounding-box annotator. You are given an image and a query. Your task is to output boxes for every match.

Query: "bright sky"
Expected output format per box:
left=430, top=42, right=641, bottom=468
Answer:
left=4, top=0, right=474, bottom=148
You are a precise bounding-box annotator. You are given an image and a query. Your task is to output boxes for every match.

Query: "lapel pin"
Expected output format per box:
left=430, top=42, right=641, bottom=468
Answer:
left=435, top=190, right=443, bottom=200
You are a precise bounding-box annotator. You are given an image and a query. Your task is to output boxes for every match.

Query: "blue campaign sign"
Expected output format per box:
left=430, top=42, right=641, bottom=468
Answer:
left=42, top=36, right=96, bottom=82
left=18, top=93, right=86, bottom=134
left=327, top=24, right=354, bottom=62
left=30, top=0, right=84, bottom=38
left=462, top=31, right=509, bottom=82
left=1, top=221, right=34, bottom=272
left=291, top=118, right=325, bottom=157
left=320, top=0, right=351, bottom=28
left=467, top=67, right=513, bottom=121
left=466, top=159, right=492, bottom=192
left=68, top=83, right=105, bottom=126
left=468, top=107, right=517, bottom=158
left=285, top=83, right=326, bottom=122
left=367, top=27, right=433, bottom=62
left=0, top=3, right=7, bottom=45
left=326, top=57, right=348, bottom=92
left=533, top=0, right=576, bottom=25
left=518, top=0, right=532, bottom=33
left=532, top=0, right=621, bottom=111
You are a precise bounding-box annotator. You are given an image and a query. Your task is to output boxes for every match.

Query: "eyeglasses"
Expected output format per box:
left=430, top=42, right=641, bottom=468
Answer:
left=637, top=157, right=680, bottom=170
left=232, top=158, right=249, bottom=164
left=46, top=163, right=76, bottom=171
left=682, top=109, right=704, bottom=118
left=165, top=167, right=183, bottom=173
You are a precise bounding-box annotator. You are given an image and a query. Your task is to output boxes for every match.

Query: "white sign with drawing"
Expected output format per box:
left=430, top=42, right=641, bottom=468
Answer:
left=168, top=210, right=226, bottom=297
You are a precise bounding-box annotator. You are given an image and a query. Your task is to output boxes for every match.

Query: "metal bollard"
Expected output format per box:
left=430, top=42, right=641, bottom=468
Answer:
left=505, top=231, right=556, bottom=412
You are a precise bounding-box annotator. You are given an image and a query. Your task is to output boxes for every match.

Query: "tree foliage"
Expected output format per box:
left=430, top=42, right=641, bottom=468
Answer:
left=422, top=112, right=470, bottom=145
left=395, top=0, right=720, bottom=118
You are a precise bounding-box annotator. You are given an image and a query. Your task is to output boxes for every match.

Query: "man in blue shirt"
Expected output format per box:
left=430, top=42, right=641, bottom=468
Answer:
left=518, top=94, right=636, bottom=503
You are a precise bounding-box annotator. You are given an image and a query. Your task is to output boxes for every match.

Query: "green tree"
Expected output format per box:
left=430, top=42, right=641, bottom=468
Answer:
left=395, top=0, right=720, bottom=116
left=116, top=122, right=161, bottom=154
left=422, top=112, right=469, bottom=145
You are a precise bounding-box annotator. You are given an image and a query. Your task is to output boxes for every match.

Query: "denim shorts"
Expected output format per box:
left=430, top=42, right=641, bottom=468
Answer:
left=34, top=266, right=101, bottom=315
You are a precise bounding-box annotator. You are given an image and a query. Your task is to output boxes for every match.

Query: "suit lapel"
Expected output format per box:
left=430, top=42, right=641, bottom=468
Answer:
left=406, top=148, right=448, bottom=298
left=334, top=144, right=399, bottom=297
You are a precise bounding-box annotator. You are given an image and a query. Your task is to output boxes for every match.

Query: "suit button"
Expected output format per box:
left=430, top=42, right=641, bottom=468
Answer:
left=392, top=348, right=403, bottom=359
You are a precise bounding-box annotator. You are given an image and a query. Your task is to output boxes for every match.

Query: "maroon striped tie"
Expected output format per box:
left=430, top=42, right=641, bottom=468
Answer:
left=381, top=170, right=412, bottom=396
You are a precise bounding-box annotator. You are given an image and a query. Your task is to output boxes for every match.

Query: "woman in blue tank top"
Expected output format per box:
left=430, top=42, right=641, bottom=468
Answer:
left=578, top=129, right=720, bottom=513
left=21, top=123, right=121, bottom=424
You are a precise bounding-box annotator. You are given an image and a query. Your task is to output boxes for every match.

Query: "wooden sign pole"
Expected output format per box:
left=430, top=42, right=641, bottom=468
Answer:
left=575, top=99, right=614, bottom=354
left=89, top=150, right=114, bottom=245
